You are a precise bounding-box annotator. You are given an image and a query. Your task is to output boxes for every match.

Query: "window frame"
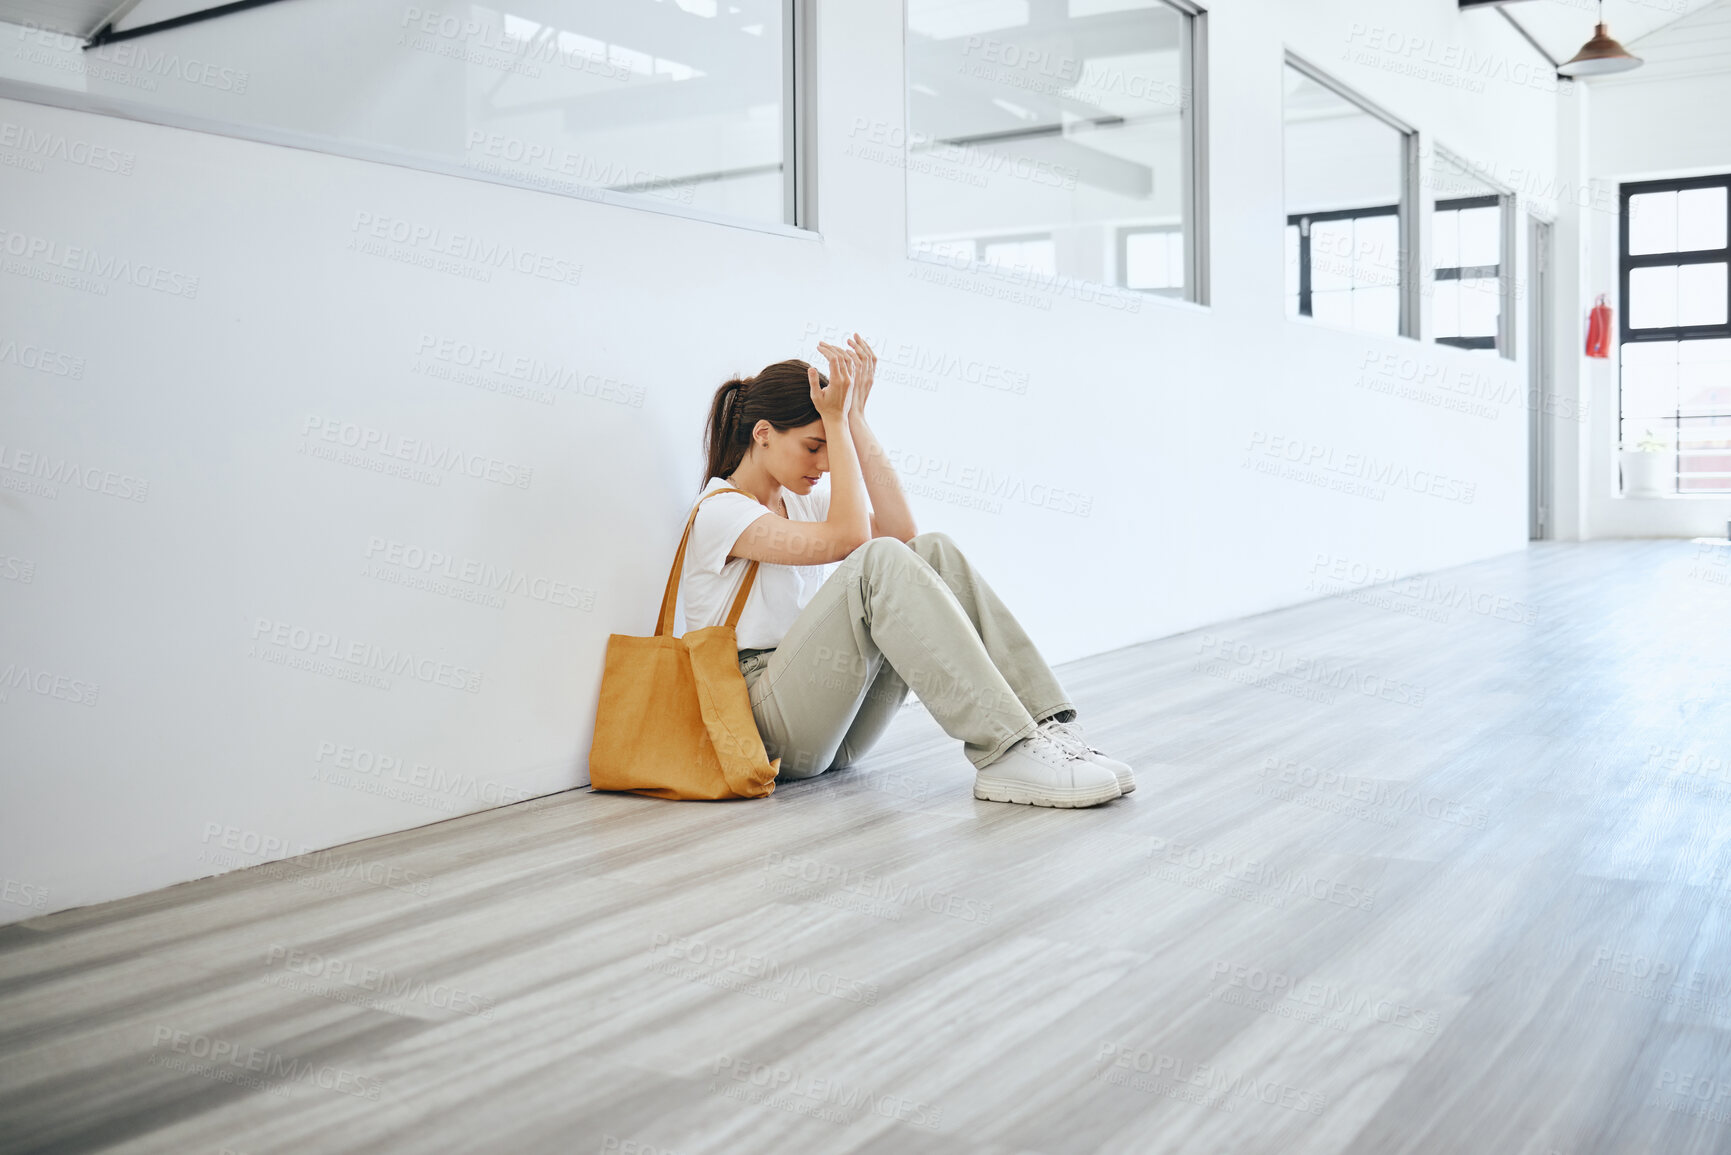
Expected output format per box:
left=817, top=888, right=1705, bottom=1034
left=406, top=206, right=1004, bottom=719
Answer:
left=1618, top=173, right=1731, bottom=345
left=1176, top=0, right=1210, bottom=305
left=1432, top=193, right=1502, bottom=354
left=1426, top=144, right=1518, bottom=360
left=1616, top=172, right=1731, bottom=495
left=901, top=0, right=1210, bottom=306
left=0, top=0, right=819, bottom=239
left=1281, top=52, right=1419, bottom=339
left=788, top=0, right=817, bottom=230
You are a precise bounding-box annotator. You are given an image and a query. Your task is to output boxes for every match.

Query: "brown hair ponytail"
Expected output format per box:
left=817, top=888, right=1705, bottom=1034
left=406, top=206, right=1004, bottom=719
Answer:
left=703, top=359, right=824, bottom=481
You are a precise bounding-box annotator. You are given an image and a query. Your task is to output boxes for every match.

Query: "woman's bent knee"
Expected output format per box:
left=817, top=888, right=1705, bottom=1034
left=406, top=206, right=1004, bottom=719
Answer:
left=850, top=534, right=959, bottom=571
left=849, top=536, right=916, bottom=565
left=774, top=743, right=831, bottom=780
left=775, top=757, right=827, bottom=781
left=908, top=530, right=956, bottom=555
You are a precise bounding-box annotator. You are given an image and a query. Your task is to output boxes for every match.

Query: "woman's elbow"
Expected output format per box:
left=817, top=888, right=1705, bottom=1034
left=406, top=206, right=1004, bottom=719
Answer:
left=833, top=530, right=872, bottom=560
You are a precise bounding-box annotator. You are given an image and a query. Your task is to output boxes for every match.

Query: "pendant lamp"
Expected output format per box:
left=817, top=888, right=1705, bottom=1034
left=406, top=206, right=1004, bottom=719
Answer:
left=1557, top=1, right=1643, bottom=77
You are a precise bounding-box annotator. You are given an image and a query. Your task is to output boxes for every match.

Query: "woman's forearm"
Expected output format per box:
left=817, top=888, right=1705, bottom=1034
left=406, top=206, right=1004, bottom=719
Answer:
left=851, top=415, right=917, bottom=540
left=823, top=411, right=872, bottom=548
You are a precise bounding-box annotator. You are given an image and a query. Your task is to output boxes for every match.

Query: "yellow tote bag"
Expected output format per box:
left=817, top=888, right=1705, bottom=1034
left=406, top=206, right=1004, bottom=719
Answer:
left=586, top=487, right=781, bottom=800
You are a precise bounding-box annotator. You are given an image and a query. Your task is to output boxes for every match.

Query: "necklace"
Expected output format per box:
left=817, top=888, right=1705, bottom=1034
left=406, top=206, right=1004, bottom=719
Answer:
left=726, top=476, right=784, bottom=517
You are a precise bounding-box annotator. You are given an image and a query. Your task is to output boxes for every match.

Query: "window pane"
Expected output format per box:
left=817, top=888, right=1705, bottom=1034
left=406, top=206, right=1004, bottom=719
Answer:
left=1433, top=280, right=1462, bottom=338
left=1680, top=413, right=1731, bottom=493
left=1629, top=265, right=1679, bottom=329
left=1629, top=190, right=1679, bottom=255
left=907, top=0, right=1195, bottom=297
left=0, top=1, right=793, bottom=226
left=1284, top=63, right=1408, bottom=335
left=1125, top=229, right=1182, bottom=289
left=907, top=1, right=1029, bottom=38
left=1353, top=285, right=1400, bottom=335
left=1621, top=340, right=1678, bottom=420
left=1431, top=156, right=1503, bottom=355
left=1457, top=206, right=1500, bottom=268
left=1678, top=187, right=1728, bottom=252
left=1677, top=337, right=1731, bottom=366
left=1433, top=208, right=1461, bottom=269
left=981, top=237, right=1057, bottom=274
left=1166, top=232, right=1186, bottom=285
left=925, top=239, right=977, bottom=263
left=1621, top=338, right=1731, bottom=492
left=1312, top=289, right=1353, bottom=327
left=1458, top=277, right=1500, bottom=338
left=1679, top=338, right=1731, bottom=417
left=1285, top=224, right=1301, bottom=315
left=1678, top=262, right=1729, bottom=327
left=1309, top=220, right=1355, bottom=291
left=1354, top=214, right=1400, bottom=288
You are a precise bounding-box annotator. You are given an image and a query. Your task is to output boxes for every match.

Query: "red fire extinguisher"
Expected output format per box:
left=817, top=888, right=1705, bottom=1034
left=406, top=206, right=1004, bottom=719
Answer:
left=1585, top=293, right=1612, bottom=358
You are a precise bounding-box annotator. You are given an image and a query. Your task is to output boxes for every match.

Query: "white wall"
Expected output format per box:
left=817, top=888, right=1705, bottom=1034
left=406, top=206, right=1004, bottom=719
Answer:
left=1585, top=2, right=1731, bottom=536
left=1579, top=1, right=1731, bottom=538
left=0, top=0, right=1561, bottom=924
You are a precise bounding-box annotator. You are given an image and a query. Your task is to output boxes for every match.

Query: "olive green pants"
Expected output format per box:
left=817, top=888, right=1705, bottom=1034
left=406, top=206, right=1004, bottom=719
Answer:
left=738, top=531, right=1076, bottom=778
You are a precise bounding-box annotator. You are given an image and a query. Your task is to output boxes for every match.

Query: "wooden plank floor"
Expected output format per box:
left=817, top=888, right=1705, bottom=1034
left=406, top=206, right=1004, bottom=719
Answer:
left=4, top=539, right=1730, bottom=1155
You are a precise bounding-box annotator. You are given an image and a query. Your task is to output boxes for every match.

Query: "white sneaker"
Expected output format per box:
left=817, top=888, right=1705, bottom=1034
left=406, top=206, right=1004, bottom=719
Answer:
left=1040, top=719, right=1136, bottom=794
left=974, top=730, right=1121, bottom=808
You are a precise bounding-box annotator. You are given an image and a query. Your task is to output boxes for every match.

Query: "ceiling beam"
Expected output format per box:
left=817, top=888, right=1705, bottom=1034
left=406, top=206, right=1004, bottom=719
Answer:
left=85, top=0, right=297, bottom=49
left=1499, top=7, right=1563, bottom=69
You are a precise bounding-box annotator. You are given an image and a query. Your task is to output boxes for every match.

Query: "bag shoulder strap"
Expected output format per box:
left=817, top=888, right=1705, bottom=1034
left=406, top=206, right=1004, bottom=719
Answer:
left=655, top=485, right=768, bottom=637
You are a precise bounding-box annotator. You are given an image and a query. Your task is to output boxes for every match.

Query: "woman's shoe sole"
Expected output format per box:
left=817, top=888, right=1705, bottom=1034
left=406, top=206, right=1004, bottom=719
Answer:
left=973, top=776, right=1121, bottom=808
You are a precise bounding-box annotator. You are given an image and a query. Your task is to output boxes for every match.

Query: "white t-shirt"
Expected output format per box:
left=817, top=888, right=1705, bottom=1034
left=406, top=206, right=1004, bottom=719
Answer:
left=681, top=475, right=838, bottom=650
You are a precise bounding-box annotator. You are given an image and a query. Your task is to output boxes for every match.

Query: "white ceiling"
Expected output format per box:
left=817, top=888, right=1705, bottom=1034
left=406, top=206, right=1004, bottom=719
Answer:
left=0, top=1, right=130, bottom=39
left=1490, top=0, right=1729, bottom=67
left=0, top=0, right=251, bottom=39
left=3, top=0, right=1726, bottom=78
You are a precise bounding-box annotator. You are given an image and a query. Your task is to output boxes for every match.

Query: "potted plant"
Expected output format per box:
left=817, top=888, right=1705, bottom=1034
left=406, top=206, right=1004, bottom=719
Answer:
left=1619, top=426, right=1672, bottom=497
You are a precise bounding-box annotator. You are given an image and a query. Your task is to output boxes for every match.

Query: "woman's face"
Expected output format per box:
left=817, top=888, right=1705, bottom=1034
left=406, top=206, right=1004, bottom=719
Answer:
left=751, top=419, right=828, bottom=495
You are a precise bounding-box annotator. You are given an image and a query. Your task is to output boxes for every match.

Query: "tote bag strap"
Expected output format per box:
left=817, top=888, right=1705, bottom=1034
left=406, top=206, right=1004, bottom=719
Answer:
left=654, top=486, right=767, bottom=637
